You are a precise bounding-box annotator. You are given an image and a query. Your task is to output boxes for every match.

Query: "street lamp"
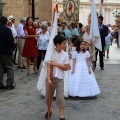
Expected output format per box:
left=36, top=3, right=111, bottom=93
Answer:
left=113, top=10, right=120, bottom=18
left=113, top=11, right=120, bottom=27
left=32, top=0, right=35, bottom=19
left=99, top=0, right=104, bottom=16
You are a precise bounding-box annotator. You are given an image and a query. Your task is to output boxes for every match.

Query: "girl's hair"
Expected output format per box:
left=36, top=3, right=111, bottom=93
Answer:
left=25, top=17, right=33, bottom=26
left=86, top=47, right=89, bottom=51
left=73, top=39, right=80, bottom=47
left=85, top=42, right=89, bottom=51
left=76, top=40, right=86, bottom=53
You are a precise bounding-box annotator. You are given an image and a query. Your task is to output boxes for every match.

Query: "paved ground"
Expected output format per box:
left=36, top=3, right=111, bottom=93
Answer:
left=0, top=42, right=120, bottom=120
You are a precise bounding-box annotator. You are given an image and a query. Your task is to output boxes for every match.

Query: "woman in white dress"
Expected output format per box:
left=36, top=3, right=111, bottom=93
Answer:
left=69, top=41, right=101, bottom=97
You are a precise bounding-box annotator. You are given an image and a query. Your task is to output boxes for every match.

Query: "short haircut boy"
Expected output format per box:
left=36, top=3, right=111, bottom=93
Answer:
left=53, top=35, right=66, bottom=46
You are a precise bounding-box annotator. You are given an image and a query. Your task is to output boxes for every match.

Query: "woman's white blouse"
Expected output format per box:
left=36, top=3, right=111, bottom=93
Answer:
left=38, top=31, right=50, bottom=50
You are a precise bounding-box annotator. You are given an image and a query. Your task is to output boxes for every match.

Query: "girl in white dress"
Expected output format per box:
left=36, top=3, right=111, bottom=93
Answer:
left=69, top=41, right=101, bottom=97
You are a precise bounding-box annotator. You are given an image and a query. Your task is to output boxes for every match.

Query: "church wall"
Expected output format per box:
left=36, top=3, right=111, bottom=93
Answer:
left=57, top=1, right=120, bottom=26
left=2, top=0, right=53, bottom=26
left=2, top=0, right=120, bottom=26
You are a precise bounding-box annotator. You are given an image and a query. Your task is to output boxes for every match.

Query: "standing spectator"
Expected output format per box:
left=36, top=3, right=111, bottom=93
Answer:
left=17, top=17, right=26, bottom=69
left=95, top=16, right=108, bottom=70
left=83, top=24, right=96, bottom=71
left=47, top=21, right=52, bottom=33
left=35, top=17, right=40, bottom=23
left=78, top=22, right=83, bottom=37
left=114, top=28, right=119, bottom=46
left=22, top=17, right=39, bottom=75
left=7, top=15, right=18, bottom=65
left=70, top=22, right=79, bottom=44
left=60, top=22, right=71, bottom=43
left=7, top=20, right=12, bottom=28
left=111, top=27, right=115, bottom=38
left=37, top=24, right=50, bottom=71
left=33, top=21, right=40, bottom=34
left=117, top=26, right=120, bottom=47
left=0, top=16, right=15, bottom=90
left=104, top=29, right=112, bottom=58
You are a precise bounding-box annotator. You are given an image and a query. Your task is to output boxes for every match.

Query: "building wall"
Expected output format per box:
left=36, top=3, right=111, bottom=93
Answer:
left=2, top=0, right=53, bottom=26
left=57, top=0, right=120, bottom=26
left=2, top=0, right=120, bottom=26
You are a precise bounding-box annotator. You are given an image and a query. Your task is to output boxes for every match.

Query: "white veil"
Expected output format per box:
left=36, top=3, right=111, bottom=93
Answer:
left=37, top=3, right=58, bottom=91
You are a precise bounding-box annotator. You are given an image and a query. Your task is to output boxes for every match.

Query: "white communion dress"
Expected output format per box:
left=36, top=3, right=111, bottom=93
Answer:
left=69, top=51, right=101, bottom=97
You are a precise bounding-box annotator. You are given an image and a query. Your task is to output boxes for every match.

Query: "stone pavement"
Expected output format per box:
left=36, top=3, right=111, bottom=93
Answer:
left=0, top=42, right=120, bottom=120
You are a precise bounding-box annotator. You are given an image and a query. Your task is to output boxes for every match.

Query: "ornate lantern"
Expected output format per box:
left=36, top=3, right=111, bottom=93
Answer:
left=0, top=0, right=7, bottom=17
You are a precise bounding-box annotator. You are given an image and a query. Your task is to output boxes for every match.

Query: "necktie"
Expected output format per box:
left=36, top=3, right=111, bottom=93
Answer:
left=99, top=25, right=102, bottom=31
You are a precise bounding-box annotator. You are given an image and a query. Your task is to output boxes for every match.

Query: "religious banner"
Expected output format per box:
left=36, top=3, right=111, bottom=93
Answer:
left=63, top=0, right=79, bottom=24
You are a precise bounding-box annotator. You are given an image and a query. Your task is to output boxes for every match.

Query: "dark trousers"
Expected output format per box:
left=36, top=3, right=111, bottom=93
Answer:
left=13, top=46, right=17, bottom=64
left=0, top=55, right=14, bottom=86
left=37, top=50, right=46, bottom=70
left=95, top=46, right=104, bottom=68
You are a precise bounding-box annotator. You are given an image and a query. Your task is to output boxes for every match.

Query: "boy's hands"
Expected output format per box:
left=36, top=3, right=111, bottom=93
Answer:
left=71, top=70, right=74, bottom=74
left=48, top=78, right=52, bottom=85
left=50, top=61, right=58, bottom=66
left=88, top=69, right=91, bottom=74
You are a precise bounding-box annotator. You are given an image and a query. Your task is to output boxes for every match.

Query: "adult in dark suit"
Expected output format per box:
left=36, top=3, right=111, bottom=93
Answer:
left=96, top=16, right=108, bottom=70
left=0, top=16, right=15, bottom=90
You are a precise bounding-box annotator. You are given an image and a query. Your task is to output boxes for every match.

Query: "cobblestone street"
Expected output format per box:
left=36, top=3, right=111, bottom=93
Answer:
left=0, top=42, right=120, bottom=120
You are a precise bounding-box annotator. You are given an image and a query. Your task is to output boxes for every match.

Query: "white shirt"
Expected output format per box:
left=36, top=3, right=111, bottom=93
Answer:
left=38, top=31, right=50, bottom=50
left=11, top=23, right=17, bottom=38
left=17, top=23, right=25, bottom=37
left=53, top=50, right=69, bottom=79
left=105, top=33, right=112, bottom=44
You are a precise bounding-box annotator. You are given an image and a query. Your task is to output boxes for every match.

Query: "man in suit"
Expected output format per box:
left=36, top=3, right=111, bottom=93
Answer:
left=0, top=16, right=15, bottom=90
left=96, top=16, right=108, bottom=70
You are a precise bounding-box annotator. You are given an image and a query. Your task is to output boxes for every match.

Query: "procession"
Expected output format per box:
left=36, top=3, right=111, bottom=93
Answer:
left=0, top=0, right=120, bottom=120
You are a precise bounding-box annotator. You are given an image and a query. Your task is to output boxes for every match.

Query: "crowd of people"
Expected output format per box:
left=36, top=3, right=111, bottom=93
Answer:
left=0, top=14, right=118, bottom=120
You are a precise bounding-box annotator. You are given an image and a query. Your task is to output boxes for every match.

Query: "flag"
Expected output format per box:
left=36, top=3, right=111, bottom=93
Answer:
left=37, top=3, right=58, bottom=90
left=89, top=0, right=102, bottom=51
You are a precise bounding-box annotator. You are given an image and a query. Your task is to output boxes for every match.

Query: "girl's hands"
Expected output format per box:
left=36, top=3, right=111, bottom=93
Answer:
left=88, top=69, right=91, bottom=74
left=71, top=70, right=74, bottom=74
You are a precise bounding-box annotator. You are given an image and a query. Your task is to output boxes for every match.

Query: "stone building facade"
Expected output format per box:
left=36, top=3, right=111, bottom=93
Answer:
left=2, top=0, right=120, bottom=26
left=57, top=0, right=120, bottom=25
left=2, top=0, right=53, bottom=25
